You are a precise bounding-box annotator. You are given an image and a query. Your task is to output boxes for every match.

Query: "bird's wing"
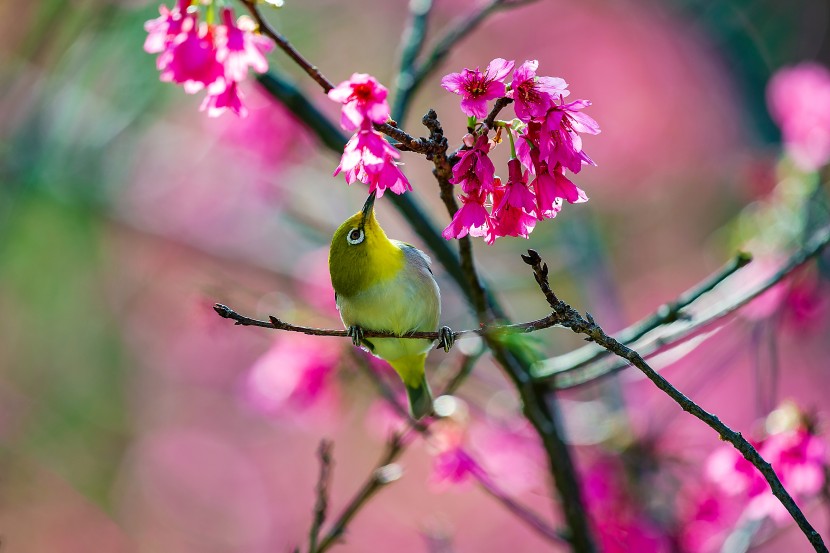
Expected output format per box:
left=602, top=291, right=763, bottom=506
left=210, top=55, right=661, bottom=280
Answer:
left=392, top=240, right=433, bottom=275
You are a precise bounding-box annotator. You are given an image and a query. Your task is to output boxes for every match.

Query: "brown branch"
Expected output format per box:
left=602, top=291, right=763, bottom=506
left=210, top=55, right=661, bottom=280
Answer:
left=481, top=97, right=514, bottom=130
left=242, top=1, right=439, bottom=156
left=521, top=249, right=828, bottom=553
left=315, top=433, right=406, bottom=553
left=535, top=250, right=753, bottom=380
left=309, top=440, right=334, bottom=553
left=539, top=225, right=830, bottom=388
left=241, top=0, right=334, bottom=92
left=212, top=303, right=561, bottom=344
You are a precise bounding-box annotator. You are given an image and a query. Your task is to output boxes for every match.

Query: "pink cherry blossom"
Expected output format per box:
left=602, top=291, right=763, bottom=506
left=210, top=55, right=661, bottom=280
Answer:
left=442, top=190, right=495, bottom=243
left=160, top=17, right=225, bottom=94
left=215, top=9, right=273, bottom=83
left=334, top=125, right=412, bottom=197
left=532, top=161, right=587, bottom=215
left=450, top=134, right=496, bottom=194
left=510, top=60, right=569, bottom=122
left=200, top=78, right=246, bottom=117
left=538, top=99, right=599, bottom=174
left=496, top=158, right=537, bottom=215
left=441, top=58, right=515, bottom=118
left=767, top=62, right=830, bottom=171
left=491, top=184, right=537, bottom=240
left=328, top=73, right=390, bottom=132
left=143, top=0, right=189, bottom=56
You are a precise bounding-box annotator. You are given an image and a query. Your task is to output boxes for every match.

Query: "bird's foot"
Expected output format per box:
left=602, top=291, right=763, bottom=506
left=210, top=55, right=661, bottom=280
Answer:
left=438, top=326, right=455, bottom=353
left=347, top=325, right=365, bottom=347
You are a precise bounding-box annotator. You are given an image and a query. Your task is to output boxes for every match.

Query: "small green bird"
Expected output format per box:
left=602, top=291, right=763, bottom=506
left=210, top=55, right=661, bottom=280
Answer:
left=329, top=192, right=452, bottom=420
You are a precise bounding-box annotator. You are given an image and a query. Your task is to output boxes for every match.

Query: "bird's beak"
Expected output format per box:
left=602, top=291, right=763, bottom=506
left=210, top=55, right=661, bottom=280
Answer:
left=361, top=191, right=376, bottom=220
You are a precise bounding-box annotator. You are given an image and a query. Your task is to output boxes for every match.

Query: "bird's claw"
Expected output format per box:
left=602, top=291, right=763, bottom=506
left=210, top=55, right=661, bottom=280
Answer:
left=438, top=326, right=455, bottom=353
left=347, top=325, right=365, bottom=347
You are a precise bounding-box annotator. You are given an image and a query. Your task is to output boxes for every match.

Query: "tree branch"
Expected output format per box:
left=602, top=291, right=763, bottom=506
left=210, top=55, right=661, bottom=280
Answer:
left=212, top=302, right=562, bottom=343
left=314, top=433, right=406, bottom=553
left=539, top=225, right=830, bottom=389
left=535, top=250, right=753, bottom=380
left=482, top=97, right=514, bottom=131
left=309, top=440, right=334, bottom=553
left=521, top=249, right=828, bottom=553
left=241, top=0, right=334, bottom=92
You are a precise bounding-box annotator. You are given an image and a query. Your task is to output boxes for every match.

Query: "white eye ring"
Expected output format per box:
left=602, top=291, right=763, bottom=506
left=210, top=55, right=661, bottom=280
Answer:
left=346, top=227, right=365, bottom=245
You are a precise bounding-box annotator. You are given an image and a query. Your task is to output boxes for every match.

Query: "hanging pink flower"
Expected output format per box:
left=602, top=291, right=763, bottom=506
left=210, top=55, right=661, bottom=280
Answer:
left=496, top=157, right=537, bottom=215
left=200, top=78, right=246, bottom=117
left=538, top=99, right=599, bottom=174
left=442, top=190, right=495, bottom=243
left=450, top=134, right=496, bottom=194
left=160, top=17, right=225, bottom=94
left=328, top=73, right=390, bottom=132
left=510, top=60, right=569, bottom=122
left=334, top=125, right=412, bottom=196
left=767, top=62, right=830, bottom=171
left=215, top=9, right=273, bottom=83
left=441, top=58, right=515, bottom=118
left=145, top=3, right=273, bottom=117
left=143, top=0, right=190, bottom=57
left=491, top=185, right=537, bottom=240
left=532, top=161, right=588, bottom=214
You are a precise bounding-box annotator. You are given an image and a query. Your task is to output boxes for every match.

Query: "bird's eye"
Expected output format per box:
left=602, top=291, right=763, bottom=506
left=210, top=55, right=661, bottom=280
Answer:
left=346, top=228, right=365, bottom=245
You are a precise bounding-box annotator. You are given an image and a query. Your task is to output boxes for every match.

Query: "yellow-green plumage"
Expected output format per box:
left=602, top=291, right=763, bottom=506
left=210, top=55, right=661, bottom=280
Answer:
left=329, top=194, right=440, bottom=419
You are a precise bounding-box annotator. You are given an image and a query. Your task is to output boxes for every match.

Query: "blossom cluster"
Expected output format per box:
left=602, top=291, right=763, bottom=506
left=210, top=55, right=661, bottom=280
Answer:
left=144, top=0, right=274, bottom=117
left=441, top=59, right=600, bottom=243
left=328, top=74, right=411, bottom=197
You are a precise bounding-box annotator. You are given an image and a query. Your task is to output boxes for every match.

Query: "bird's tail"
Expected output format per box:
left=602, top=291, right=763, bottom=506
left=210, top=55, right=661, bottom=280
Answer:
left=390, top=353, right=433, bottom=420
left=405, top=373, right=434, bottom=420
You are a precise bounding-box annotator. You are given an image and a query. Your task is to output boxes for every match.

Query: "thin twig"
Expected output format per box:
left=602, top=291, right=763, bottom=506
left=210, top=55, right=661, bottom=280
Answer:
left=541, top=225, right=830, bottom=389
left=315, top=434, right=406, bottom=552
left=535, top=251, right=753, bottom=379
left=521, top=248, right=828, bottom=553
left=244, top=1, right=438, bottom=155
left=309, top=440, right=334, bottom=553
left=241, top=0, right=334, bottom=92
left=212, top=303, right=562, bottom=343
left=481, top=97, right=514, bottom=131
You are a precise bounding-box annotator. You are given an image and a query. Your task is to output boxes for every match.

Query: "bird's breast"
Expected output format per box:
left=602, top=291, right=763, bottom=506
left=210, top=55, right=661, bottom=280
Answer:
left=337, top=262, right=440, bottom=336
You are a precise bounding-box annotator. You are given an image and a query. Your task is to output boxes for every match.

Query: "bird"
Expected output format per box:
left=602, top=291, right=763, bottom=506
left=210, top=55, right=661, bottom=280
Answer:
left=328, top=191, right=453, bottom=420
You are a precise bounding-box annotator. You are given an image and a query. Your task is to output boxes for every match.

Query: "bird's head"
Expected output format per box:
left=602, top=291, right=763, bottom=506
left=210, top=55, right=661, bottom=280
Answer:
left=329, top=192, right=403, bottom=297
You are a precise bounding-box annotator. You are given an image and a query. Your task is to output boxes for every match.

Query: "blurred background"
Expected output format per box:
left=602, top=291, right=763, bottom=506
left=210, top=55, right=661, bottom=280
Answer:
left=1, top=0, right=830, bottom=551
